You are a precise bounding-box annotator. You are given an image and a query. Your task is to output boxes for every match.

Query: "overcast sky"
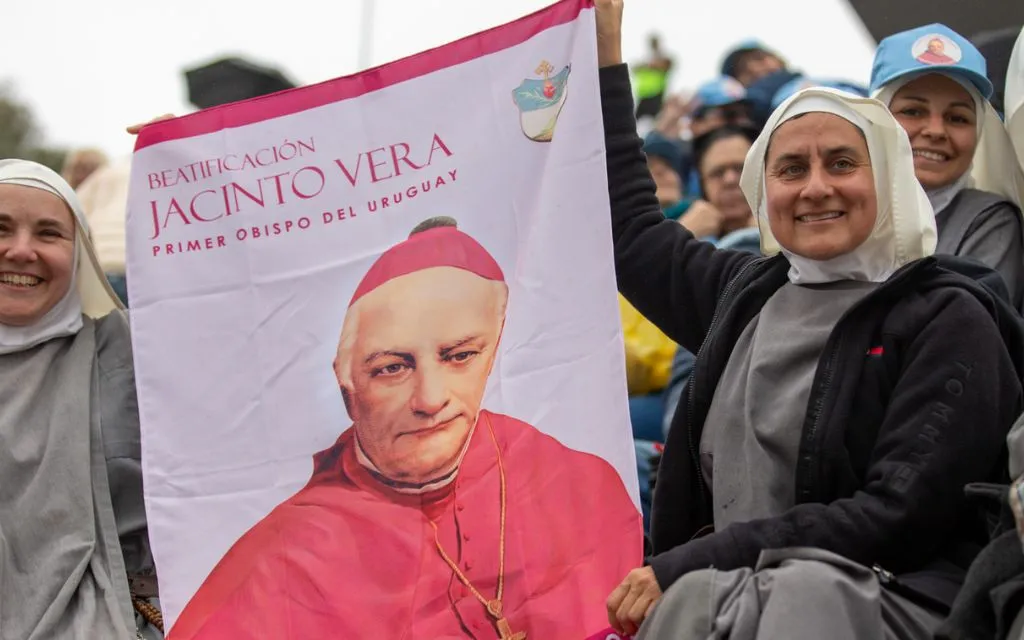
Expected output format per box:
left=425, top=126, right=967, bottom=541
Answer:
left=1, top=0, right=876, bottom=159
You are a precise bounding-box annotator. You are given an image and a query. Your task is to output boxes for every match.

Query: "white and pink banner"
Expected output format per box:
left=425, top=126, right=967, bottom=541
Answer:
left=127, top=1, right=641, bottom=637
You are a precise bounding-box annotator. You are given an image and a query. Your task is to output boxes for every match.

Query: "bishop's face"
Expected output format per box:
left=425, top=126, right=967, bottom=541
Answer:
left=338, top=267, right=505, bottom=485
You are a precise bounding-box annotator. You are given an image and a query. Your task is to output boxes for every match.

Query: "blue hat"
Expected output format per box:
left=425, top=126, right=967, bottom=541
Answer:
left=693, top=76, right=748, bottom=114
left=642, top=131, right=685, bottom=177
left=770, top=77, right=869, bottom=110
left=870, top=24, right=993, bottom=99
left=721, top=40, right=775, bottom=79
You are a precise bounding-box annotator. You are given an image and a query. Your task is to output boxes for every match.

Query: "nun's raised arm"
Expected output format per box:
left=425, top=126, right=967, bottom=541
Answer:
left=598, top=64, right=758, bottom=355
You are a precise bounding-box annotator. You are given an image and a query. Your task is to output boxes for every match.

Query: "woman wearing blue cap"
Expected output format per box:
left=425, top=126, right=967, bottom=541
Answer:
left=871, top=23, right=1024, bottom=311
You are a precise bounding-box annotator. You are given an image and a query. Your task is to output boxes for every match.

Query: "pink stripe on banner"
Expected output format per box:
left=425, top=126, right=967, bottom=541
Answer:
left=134, top=0, right=592, bottom=151
left=585, top=629, right=633, bottom=640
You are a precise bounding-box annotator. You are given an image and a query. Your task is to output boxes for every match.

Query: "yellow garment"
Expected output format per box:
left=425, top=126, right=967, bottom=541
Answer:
left=619, top=295, right=676, bottom=395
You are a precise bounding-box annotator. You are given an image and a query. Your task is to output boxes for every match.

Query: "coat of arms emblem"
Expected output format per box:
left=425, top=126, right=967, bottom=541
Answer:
left=512, top=60, right=571, bottom=142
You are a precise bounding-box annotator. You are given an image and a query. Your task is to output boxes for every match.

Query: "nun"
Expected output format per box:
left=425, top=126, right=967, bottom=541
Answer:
left=593, top=1, right=1024, bottom=637
left=0, top=160, right=161, bottom=639
left=1007, top=26, right=1024, bottom=175
left=871, top=24, right=1024, bottom=311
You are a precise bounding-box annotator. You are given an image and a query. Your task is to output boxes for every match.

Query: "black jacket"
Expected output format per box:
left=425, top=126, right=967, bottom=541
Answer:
left=600, top=64, right=1024, bottom=607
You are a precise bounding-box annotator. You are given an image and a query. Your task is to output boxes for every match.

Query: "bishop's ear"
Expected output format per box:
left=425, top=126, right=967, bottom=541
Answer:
left=333, top=357, right=356, bottom=417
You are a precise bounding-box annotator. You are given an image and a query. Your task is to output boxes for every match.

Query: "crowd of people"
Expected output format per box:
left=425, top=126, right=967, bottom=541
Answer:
left=2, top=0, right=1024, bottom=637
left=608, top=0, right=1024, bottom=636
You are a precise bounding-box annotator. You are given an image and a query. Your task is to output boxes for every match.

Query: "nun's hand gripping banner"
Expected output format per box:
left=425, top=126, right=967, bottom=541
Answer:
left=127, top=1, right=642, bottom=638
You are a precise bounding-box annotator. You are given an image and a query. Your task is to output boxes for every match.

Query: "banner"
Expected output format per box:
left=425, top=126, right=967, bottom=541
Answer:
left=127, top=1, right=642, bottom=637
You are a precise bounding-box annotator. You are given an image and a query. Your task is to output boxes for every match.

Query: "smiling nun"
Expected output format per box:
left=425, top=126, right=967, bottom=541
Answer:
left=0, top=159, right=162, bottom=639
left=871, top=23, right=1024, bottom=311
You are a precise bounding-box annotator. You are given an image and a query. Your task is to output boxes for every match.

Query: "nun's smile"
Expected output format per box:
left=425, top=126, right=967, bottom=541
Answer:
left=764, top=113, right=878, bottom=261
left=0, top=184, right=75, bottom=327
left=889, top=74, right=977, bottom=190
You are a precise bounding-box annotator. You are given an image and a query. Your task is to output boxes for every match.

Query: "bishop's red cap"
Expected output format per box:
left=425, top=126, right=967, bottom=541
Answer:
left=349, top=218, right=505, bottom=307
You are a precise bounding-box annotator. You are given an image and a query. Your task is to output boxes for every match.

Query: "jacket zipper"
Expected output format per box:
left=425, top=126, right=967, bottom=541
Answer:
left=686, top=259, right=763, bottom=503
left=797, top=260, right=926, bottom=503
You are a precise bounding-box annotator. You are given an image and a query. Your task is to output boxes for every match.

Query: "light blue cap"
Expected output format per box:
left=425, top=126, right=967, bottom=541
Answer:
left=693, top=76, right=748, bottom=113
left=869, top=23, right=993, bottom=99
left=770, top=77, right=869, bottom=110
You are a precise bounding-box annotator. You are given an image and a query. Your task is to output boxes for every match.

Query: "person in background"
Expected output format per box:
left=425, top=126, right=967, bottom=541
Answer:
left=688, top=77, right=755, bottom=139
left=771, top=76, right=869, bottom=111
left=676, top=125, right=761, bottom=246
left=633, top=34, right=674, bottom=122
left=595, top=2, right=1024, bottom=636
left=641, top=131, right=688, bottom=219
left=720, top=39, right=803, bottom=127
left=720, top=40, right=786, bottom=88
left=76, top=157, right=132, bottom=306
left=934, top=412, right=1024, bottom=640
left=872, top=23, right=1024, bottom=311
left=0, top=160, right=161, bottom=639
left=61, top=148, right=108, bottom=191
left=653, top=77, right=758, bottom=201
left=1007, top=26, right=1024, bottom=176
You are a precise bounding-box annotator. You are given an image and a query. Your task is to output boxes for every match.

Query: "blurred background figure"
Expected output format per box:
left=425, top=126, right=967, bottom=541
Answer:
left=61, top=147, right=107, bottom=190
left=76, top=158, right=132, bottom=306
left=688, top=76, right=755, bottom=139
left=769, top=76, right=869, bottom=111
left=720, top=40, right=786, bottom=88
left=641, top=131, right=688, bottom=218
left=1008, top=26, right=1024, bottom=175
left=633, top=34, right=674, bottom=127
left=719, top=39, right=870, bottom=127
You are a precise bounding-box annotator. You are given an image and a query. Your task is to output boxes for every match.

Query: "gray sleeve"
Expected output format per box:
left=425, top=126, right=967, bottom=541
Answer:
left=94, top=312, right=153, bottom=576
left=960, top=203, right=1024, bottom=308
left=1009, top=413, right=1024, bottom=480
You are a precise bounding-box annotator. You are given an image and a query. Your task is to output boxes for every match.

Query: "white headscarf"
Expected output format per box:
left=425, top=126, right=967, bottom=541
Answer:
left=874, top=71, right=1024, bottom=212
left=1008, top=27, right=1024, bottom=179
left=740, top=88, right=937, bottom=284
left=0, top=159, right=122, bottom=354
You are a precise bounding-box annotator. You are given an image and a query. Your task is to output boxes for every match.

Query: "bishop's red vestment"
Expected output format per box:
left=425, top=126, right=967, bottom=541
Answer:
left=168, top=410, right=642, bottom=639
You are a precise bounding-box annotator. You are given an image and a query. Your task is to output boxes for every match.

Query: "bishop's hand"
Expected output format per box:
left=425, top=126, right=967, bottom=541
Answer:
left=607, top=566, right=662, bottom=636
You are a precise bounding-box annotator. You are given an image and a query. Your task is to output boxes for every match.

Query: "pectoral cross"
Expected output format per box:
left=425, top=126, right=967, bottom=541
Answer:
left=487, top=600, right=527, bottom=640
left=495, top=617, right=527, bottom=640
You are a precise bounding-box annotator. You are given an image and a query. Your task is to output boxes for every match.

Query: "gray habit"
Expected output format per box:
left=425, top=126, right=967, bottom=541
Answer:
left=701, top=281, right=876, bottom=530
left=636, top=547, right=942, bottom=640
left=935, top=188, right=1024, bottom=311
left=0, top=315, right=136, bottom=639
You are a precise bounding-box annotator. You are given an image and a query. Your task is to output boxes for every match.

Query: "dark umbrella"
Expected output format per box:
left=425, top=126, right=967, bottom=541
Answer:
left=971, top=26, right=1022, bottom=114
left=184, top=57, right=296, bottom=110
left=846, top=0, right=1024, bottom=46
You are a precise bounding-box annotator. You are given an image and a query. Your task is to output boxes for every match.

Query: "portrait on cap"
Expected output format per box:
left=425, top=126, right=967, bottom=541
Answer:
left=913, top=34, right=961, bottom=65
